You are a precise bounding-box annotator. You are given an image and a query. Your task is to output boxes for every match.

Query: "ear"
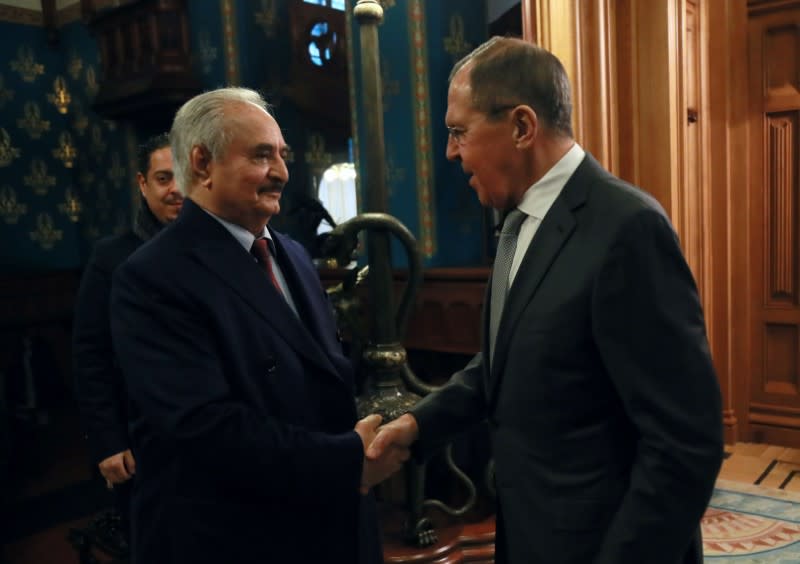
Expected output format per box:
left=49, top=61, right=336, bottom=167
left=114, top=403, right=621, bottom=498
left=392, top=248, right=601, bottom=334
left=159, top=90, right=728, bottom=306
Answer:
left=190, top=145, right=213, bottom=189
left=512, top=105, right=538, bottom=149
left=136, top=171, right=147, bottom=197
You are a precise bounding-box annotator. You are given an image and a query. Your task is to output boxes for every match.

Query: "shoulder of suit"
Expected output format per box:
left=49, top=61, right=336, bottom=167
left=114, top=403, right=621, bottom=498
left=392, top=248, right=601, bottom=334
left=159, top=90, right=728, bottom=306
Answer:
left=272, top=228, right=307, bottom=256
left=90, top=231, right=143, bottom=273
left=587, top=174, right=667, bottom=222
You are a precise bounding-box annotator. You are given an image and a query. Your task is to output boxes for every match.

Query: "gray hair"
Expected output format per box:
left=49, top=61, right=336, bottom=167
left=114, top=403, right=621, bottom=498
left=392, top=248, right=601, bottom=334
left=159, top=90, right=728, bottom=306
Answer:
left=450, top=36, right=573, bottom=137
left=170, top=87, right=271, bottom=195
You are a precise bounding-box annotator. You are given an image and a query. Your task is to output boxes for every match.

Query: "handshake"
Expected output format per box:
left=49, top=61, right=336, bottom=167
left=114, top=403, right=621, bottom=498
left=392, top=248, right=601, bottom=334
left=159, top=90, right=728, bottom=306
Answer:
left=355, top=413, right=419, bottom=494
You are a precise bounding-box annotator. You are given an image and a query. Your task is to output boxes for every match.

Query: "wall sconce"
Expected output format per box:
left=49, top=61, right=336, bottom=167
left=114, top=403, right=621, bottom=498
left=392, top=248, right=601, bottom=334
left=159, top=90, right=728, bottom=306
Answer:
left=53, top=132, right=78, bottom=168
left=48, top=75, right=71, bottom=114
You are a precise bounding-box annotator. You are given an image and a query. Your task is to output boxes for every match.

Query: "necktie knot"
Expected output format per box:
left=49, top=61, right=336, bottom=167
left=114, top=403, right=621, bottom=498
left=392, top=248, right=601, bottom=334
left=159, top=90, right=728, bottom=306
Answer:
left=251, top=237, right=272, bottom=264
left=500, top=208, right=526, bottom=237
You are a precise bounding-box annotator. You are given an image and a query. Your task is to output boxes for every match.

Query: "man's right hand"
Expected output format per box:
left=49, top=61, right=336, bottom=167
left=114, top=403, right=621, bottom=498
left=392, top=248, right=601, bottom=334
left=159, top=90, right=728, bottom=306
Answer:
left=367, top=413, right=419, bottom=459
left=99, top=449, right=136, bottom=488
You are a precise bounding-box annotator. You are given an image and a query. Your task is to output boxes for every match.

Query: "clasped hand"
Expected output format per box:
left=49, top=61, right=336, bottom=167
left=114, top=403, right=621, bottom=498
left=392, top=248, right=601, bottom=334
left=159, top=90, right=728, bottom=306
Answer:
left=354, top=413, right=419, bottom=494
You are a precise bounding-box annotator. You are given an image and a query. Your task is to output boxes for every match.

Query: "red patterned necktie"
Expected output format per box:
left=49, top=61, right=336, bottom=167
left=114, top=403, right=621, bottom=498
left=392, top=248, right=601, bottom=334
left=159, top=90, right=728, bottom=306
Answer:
left=251, top=237, right=284, bottom=296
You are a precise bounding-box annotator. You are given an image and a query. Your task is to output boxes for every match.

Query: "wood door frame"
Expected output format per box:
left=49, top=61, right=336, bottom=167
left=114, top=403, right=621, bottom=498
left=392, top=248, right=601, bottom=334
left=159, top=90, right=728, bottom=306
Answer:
left=521, top=0, right=746, bottom=442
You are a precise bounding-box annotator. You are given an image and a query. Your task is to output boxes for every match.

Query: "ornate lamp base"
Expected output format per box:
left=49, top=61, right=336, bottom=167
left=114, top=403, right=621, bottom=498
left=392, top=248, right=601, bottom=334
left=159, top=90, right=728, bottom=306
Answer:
left=380, top=504, right=496, bottom=563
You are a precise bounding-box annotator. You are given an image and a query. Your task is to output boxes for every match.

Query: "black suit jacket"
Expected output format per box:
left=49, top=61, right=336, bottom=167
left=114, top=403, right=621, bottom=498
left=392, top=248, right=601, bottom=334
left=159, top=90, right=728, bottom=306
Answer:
left=73, top=231, right=144, bottom=464
left=412, top=154, right=723, bottom=563
left=110, top=199, right=381, bottom=564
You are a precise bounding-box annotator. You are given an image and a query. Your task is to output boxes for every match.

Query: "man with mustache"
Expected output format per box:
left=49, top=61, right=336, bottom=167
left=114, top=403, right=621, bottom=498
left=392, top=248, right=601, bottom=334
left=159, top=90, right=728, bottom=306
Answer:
left=73, top=132, right=182, bottom=544
left=109, top=87, right=406, bottom=564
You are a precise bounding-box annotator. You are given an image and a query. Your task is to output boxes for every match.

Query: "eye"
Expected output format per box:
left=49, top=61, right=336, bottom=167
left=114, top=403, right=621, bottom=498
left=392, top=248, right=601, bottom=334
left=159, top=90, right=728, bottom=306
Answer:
left=447, top=126, right=466, bottom=142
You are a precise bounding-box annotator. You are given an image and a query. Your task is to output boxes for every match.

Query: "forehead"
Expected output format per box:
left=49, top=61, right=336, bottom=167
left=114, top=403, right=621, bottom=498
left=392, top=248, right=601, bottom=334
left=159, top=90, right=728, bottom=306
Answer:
left=148, top=147, right=173, bottom=171
left=445, top=68, right=476, bottom=123
left=227, top=102, right=285, bottom=148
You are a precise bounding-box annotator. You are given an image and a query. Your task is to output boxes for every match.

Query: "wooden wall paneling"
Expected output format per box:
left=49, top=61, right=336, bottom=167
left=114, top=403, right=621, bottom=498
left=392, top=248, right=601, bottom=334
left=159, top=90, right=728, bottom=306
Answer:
left=747, top=2, right=800, bottom=444
left=704, top=0, right=749, bottom=443
left=630, top=0, right=683, bottom=218
left=573, top=0, right=618, bottom=174
left=521, top=0, right=580, bottom=137
left=613, top=0, right=639, bottom=185
left=683, top=0, right=706, bottom=301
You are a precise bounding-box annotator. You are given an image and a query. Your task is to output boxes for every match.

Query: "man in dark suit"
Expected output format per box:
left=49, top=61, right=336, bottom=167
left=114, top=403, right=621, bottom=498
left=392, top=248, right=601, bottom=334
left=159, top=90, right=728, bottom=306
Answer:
left=110, top=87, right=406, bottom=564
left=368, top=37, right=724, bottom=563
left=73, top=133, right=181, bottom=540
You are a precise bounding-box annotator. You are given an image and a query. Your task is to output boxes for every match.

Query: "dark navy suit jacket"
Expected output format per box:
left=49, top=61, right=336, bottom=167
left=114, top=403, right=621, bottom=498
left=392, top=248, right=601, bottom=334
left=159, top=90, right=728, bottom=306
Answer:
left=412, top=154, right=723, bottom=563
left=74, top=230, right=143, bottom=465
left=111, top=198, right=381, bottom=564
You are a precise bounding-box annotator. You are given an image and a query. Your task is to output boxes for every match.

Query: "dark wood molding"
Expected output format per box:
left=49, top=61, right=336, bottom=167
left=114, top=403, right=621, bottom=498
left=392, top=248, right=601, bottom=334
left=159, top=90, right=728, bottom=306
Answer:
left=320, top=267, right=489, bottom=355
left=81, top=0, right=201, bottom=122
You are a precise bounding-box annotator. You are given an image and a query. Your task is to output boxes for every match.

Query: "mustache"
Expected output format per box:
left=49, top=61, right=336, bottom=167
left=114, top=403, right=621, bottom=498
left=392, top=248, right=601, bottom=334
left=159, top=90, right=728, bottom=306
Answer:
left=164, top=194, right=184, bottom=205
left=258, top=182, right=284, bottom=193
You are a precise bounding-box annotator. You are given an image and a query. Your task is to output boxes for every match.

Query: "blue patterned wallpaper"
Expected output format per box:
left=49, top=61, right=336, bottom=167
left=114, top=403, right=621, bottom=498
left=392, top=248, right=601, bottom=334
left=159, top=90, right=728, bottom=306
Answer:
left=1, top=0, right=489, bottom=272
left=0, top=11, right=137, bottom=272
left=348, top=0, right=488, bottom=267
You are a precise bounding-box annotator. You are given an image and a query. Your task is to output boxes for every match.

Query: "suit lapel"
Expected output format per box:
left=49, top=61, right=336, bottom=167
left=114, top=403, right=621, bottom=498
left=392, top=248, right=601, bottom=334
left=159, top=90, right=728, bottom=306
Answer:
left=487, top=155, right=603, bottom=404
left=180, top=201, right=343, bottom=384
left=270, top=230, right=346, bottom=370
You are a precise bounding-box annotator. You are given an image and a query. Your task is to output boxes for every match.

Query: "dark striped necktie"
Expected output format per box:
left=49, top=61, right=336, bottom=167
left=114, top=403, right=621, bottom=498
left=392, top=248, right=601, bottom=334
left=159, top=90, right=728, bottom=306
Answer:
left=251, top=237, right=284, bottom=296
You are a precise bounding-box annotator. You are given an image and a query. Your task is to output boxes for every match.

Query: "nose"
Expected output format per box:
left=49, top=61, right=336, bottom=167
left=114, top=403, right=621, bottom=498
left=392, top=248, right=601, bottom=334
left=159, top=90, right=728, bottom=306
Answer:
left=269, top=155, right=289, bottom=184
left=445, top=135, right=460, bottom=161
left=166, top=179, right=182, bottom=197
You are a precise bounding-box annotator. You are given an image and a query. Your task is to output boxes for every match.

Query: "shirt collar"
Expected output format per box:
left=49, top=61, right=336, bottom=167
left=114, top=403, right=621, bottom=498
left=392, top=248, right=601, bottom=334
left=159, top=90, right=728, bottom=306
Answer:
left=199, top=207, right=273, bottom=252
left=517, top=142, right=585, bottom=220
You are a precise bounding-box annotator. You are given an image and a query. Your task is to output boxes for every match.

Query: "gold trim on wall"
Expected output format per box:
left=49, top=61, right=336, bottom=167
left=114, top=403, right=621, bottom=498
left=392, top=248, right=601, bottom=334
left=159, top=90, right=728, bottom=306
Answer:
left=221, top=0, right=241, bottom=85
left=408, top=0, right=436, bottom=258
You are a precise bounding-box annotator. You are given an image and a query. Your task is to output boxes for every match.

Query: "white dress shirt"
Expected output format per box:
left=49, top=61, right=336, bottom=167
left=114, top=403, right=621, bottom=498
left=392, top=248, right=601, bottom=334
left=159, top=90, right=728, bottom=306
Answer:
left=508, top=143, right=586, bottom=286
left=202, top=208, right=299, bottom=316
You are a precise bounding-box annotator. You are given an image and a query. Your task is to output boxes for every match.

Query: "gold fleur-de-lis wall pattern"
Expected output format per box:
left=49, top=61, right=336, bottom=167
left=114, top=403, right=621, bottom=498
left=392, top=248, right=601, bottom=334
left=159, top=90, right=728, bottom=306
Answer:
left=48, top=76, right=72, bottom=114
left=67, top=51, right=83, bottom=81
left=85, top=66, right=98, bottom=98
left=254, top=0, right=277, bottom=38
left=0, top=73, right=15, bottom=108
left=197, top=31, right=219, bottom=76
left=305, top=132, right=333, bottom=177
left=30, top=212, right=63, bottom=250
left=108, top=152, right=126, bottom=189
left=17, top=102, right=51, bottom=139
left=443, top=14, right=472, bottom=61
left=1, top=21, right=138, bottom=263
left=72, top=101, right=89, bottom=136
left=24, top=159, right=57, bottom=196
left=53, top=132, right=78, bottom=168
left=90, top=124, right=106, bottom=160
left=10, top=46, right=44, bottom=82
left=0, top=128, right=21, bottom=167
left=0, top=186, right=27, bottom=224
left=58, top=188, right=82, bottom=222
left=2, top=0, right=486, bottom=267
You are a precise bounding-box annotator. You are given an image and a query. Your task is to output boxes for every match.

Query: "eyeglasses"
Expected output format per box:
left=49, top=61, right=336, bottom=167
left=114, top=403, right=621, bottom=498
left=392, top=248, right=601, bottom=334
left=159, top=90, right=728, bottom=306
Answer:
left=446, top=105, right=518, bottom=146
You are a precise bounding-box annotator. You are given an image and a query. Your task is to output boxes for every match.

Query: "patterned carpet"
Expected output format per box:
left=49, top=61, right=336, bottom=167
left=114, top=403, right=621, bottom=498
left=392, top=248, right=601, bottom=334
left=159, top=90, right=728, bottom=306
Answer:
left=704, top=479, right=800, bottom=562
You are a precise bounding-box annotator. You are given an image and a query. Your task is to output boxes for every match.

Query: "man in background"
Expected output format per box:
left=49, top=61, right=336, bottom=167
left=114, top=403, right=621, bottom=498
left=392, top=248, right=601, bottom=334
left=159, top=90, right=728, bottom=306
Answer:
left=110, top=87, right=406, bottom=564
left=73, top=133, right=181, bottom=541
left=369, top=37, right=724, bottom=563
